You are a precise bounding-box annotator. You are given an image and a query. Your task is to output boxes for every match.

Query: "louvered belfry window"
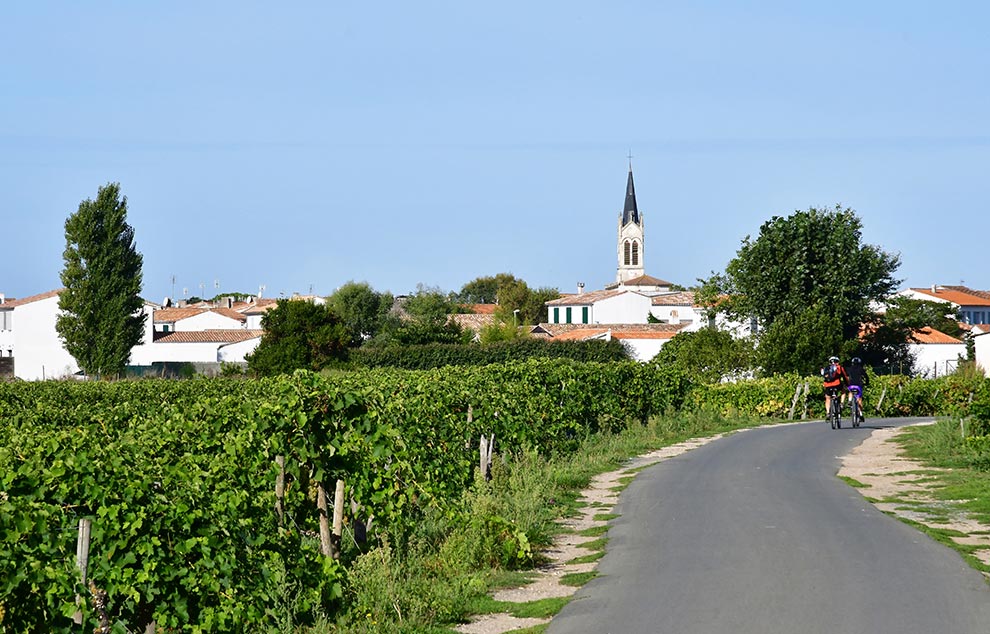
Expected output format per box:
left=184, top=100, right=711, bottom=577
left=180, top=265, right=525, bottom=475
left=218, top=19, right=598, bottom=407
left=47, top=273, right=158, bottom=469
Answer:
left=631, top=241, right=639, bottom=266
left=624, top=241, right=631, bottom=265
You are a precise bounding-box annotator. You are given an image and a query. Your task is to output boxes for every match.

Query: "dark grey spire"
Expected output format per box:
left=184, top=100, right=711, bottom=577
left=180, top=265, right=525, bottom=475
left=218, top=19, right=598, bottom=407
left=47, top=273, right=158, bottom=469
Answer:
left=622, top=166, right=640, bottom=226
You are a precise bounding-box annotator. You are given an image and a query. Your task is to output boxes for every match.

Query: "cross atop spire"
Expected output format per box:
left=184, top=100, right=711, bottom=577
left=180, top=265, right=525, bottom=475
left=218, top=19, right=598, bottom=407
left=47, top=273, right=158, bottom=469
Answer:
left=622, top=162, right=640, bottom=226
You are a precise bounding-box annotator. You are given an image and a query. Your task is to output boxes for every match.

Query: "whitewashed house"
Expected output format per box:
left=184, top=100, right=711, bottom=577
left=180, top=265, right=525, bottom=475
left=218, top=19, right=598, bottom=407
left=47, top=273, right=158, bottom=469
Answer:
left=0, top=290, right=80, bottom=380
left=545, top=289, right=653, bottom=325
left=531, top=323, right=686, bottom=362
left=907, top=327, right=967, bottom=378
left=970, top=325, right=990, bottom=376
left=896, top=285, right=990, bottom=325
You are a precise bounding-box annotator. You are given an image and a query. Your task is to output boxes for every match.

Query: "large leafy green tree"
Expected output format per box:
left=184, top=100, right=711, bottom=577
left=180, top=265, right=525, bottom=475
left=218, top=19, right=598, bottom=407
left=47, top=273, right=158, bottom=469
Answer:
left=455, top=273, right=522, bottom=304
left=709, top=205, right=900, bottom=374
left=56, top=183, right=145, bottom=378
left=371, top=285, right=471, bottom=347
left=651, top=328, right=754, bottom=383
left=247, top=299, right=350, bottom=375
left=327, top=281, right=394, bottom=346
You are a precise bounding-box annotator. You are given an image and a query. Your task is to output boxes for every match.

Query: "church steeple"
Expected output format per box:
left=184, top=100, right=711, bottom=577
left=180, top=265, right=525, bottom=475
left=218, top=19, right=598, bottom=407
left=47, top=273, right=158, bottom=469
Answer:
left=616, top=161, right=645, bottom=283
left=622, top=164, right=640, bottom=226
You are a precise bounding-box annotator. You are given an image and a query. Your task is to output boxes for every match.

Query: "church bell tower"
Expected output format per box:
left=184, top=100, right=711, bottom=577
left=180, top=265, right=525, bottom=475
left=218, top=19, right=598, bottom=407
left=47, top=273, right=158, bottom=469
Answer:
left=616, top=163, right=645, bottom=283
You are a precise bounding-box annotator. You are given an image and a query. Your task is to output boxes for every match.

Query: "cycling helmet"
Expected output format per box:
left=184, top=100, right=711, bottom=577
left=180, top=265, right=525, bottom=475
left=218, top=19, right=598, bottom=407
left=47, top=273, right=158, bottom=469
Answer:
left=851, top=357, right=862, bottom=365
left=828, top=356, right=839, bottom=363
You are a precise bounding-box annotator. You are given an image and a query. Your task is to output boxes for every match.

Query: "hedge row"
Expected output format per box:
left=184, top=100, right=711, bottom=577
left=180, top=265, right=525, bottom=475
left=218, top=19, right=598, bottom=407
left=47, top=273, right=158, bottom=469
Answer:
left=348, top=338, right=630, bottom=370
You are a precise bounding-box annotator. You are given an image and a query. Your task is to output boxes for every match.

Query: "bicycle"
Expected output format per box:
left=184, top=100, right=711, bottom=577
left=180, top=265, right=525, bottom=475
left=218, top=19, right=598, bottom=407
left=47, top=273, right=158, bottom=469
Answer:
left=826, top=386, right=842, bottom=429
left=848, top=385, right=863, bottom=428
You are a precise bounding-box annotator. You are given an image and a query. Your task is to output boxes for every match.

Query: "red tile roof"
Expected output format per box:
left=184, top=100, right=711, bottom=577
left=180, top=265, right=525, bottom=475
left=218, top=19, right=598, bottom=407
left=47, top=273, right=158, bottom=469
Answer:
left=909, top=327, right=963, bottom=345
left=3, top=289, right=63, bottom=307
left=211, top=307, right=248, bottom=322
left=545, top=289, right=631, bottom=306
left=154, top=307, right=246, bottom=323
left=536, top=323, right=687, bottom=336
left=540, top=324, right=685, bottom=341
left=153, top=329, right=264, bottom=344
left=651, top=291, right=696, bottom=306
left=908, top=286, right=990, bottom=307
left=620, top=274, right=674, bottom=287
left=462, top=303, right=498, bottom=315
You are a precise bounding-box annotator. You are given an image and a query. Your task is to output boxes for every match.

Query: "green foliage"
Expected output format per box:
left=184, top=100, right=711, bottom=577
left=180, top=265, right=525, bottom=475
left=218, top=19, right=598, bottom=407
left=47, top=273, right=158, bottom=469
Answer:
left=478, top=319, right=525, bottom=345
left=327, top=282, right=394, bottom=347
left=373, top=285, right=471, bottom=347
left=350, top=338, right=630, bottom=370
left=247, top=300, right=350, bottom=376
left=56, top=182, right=145, bottom=378
left=651, top=327, right=753, bottom=382
left=754, top=304, right=847, bottom=376
left=453, top=274, right=560, bottom=326
left=455, top=273, right=521, bottom=304
left=715, top=205, right=900, bottom=375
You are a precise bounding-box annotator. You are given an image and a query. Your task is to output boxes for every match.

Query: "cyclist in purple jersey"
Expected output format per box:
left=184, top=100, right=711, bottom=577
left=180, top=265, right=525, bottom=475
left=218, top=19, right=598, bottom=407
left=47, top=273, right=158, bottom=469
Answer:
left=846, top=357, right=868, bottom=423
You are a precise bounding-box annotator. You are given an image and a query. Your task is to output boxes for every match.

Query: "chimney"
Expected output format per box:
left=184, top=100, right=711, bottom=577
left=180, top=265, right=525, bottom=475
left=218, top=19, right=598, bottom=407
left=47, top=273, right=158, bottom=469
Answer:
left=577, top=282, right=585, bottom=295
left=0, top=293, right=5, bottom=305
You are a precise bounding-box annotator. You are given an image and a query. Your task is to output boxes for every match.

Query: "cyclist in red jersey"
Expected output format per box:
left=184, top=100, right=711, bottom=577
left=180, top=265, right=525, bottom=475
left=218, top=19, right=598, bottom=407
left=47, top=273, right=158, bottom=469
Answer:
left=821, top=355, right=849, bottom=419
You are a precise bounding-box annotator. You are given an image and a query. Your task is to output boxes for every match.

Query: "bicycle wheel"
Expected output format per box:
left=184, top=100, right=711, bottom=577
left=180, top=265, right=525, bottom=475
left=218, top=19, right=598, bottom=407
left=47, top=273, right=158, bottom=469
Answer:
left=851, top=398, right=860, bottom=428
left=834, top=398, right=842, bottom=429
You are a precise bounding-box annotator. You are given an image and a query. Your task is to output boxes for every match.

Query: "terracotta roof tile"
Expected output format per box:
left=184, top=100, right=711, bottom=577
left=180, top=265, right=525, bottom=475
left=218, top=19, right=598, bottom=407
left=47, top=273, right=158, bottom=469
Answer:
left=153, top=329, right=264, bottom=344
left=908, top=287, right=990, bottom=307
left=154, top=308, right=206, bottom=322
left=550, top=328, right=610, bottom=341
left=909, top=327, right=963, bottom=345
left=619, top=274, right=674, bottom=287
left=3, top=289, right=63, bottom=307
left=536, top=323, right=687, bottom=337
left=211, top=307, right=248, bottom=322
left=540, top=323, right=686, bottom=342
left=545, top=289, right=633, bottom=306
left=651, top=291, right=696, bottom=306
left=450, top=313, right=497, bottom=331
left=462, top=303, right=498, bottom=315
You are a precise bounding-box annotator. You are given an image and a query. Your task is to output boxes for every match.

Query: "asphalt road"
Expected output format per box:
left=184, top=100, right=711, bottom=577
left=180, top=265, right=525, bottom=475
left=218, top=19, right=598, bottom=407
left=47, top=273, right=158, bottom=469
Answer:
left=547, top=418, right=990, bottom=634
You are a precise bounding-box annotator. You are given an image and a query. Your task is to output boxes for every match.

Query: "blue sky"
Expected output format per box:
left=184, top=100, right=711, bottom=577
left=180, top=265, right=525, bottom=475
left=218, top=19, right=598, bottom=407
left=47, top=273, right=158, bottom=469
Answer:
left=3, top=2, right=988, bottom=302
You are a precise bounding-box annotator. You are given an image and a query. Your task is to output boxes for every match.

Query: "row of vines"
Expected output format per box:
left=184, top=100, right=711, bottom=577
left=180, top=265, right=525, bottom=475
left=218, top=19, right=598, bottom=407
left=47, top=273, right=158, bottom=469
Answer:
left=2, top=360, right=987, bottom=632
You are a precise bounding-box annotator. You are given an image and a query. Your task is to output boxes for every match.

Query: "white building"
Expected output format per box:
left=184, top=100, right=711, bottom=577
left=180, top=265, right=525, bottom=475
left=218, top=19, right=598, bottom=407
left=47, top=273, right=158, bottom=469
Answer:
left=907, top=327, right=966, bottom=378
left=545, top=289, right=653, bottom=325
left=970, top=325, right=990, bottom=376
left=896, top=285, right=990, bottom=325
left=531, top=323, right=686, bottom=362
left=0, top=290, right=80, bottom=380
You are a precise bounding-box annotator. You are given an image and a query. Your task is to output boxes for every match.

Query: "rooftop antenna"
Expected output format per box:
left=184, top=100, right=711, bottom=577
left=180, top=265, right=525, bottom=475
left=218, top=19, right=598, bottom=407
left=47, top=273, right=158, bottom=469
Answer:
left=259, top=284, right=266, bottom=299
left=170, top=274, right=176, bottom=300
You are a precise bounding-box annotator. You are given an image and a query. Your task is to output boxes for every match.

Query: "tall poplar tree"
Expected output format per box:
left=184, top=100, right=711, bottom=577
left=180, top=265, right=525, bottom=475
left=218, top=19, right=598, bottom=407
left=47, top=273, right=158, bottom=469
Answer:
left=56, top=183, right=145, bottom=378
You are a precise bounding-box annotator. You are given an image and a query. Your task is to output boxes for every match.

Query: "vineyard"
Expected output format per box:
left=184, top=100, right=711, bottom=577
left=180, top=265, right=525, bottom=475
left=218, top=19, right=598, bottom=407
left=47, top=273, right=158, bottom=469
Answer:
left=1, top=360, right=986, bottom=632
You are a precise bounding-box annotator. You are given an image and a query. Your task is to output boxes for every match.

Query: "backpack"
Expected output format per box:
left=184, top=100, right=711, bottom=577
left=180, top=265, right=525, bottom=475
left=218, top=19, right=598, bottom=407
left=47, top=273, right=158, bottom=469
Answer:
left=823, top=363, right=838, bottom=382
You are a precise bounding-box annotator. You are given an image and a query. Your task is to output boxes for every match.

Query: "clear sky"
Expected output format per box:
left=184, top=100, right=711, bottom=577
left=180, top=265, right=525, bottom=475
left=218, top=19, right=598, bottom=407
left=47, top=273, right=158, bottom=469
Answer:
left=3, top=2, right=988, bottom=303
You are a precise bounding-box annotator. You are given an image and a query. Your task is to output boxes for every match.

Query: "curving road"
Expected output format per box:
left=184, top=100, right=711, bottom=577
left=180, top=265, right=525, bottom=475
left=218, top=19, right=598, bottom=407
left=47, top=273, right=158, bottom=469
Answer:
left=547, top=418, right=990, bottom=634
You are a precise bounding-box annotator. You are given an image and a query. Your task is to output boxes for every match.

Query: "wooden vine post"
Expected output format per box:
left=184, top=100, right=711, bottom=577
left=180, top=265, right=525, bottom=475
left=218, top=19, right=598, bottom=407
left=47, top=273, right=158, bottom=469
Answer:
left=480, top=434, right=494, bottom=481
left=274, top=455, right=286, bottom=526
left=332, top=479, right=345, bottom=558
left=72, top=518, right=92, bottom=625
left=317, top=481, right=332, bottom=557
left=788, top=383, right=802, bottom=420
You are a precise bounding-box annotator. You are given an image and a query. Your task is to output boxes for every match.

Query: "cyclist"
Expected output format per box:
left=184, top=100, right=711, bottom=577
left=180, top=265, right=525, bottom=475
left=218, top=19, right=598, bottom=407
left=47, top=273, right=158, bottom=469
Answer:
left=846, top=356, right=868, bottom=423
left=821, top=355, right=848, bottom=421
